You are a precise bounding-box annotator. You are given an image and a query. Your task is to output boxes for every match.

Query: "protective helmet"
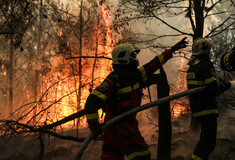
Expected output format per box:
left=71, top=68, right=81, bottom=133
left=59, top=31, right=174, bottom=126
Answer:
left=112, top=43, right=140, bottom=65
left=192, top=37, right=212, bottom=56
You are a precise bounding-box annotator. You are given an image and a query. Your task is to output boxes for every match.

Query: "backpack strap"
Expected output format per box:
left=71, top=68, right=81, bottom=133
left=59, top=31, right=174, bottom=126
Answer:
left=105, top=72, right=120, bottom=114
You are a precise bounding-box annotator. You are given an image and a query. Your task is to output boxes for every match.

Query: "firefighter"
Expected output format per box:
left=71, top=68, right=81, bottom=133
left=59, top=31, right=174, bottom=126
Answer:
left=220, top=47, right=235, bottom=71
left=187, top=37, right=231, bottom=160
left=85, top=38, right=187, bottom=160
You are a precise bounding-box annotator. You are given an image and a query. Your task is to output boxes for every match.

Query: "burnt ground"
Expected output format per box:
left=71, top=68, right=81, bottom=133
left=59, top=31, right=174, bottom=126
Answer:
left=0, top=113, right=235, bottom=160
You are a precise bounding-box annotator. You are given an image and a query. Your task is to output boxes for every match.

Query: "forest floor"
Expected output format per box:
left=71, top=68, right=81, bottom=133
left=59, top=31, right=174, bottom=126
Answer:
left=0, top=112, right=235, bottom=160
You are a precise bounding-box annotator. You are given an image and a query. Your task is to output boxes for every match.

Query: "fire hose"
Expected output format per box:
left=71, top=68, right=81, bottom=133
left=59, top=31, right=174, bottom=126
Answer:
left=73, top=86, right=206, bottom=160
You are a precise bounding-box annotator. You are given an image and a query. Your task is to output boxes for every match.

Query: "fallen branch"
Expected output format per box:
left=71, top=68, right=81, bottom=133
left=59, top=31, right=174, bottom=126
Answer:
left=1, top=120, right=87, bottom=142
left=43, top=109, right=86, bottom=129
left=74, top=86, right=206, bottom=160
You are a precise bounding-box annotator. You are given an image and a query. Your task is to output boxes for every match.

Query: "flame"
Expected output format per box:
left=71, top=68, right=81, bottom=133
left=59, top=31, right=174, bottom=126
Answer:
left=59, top=28, right=63, bottom=37
left=0, top=64, right=6, bottom=76
left=31, top=3, right=116, bottom=130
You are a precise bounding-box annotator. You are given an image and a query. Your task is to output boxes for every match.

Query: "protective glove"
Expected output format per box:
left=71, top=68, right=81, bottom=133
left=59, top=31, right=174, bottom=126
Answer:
left=220, top=79, right=231, bottom=90
left=91, top=123, right=105, bottom=140
left=217, top=79, right=231, bottom=95
left=87, top=119, right=100, bottom=131
left=171, top=37, right=188, bottom=52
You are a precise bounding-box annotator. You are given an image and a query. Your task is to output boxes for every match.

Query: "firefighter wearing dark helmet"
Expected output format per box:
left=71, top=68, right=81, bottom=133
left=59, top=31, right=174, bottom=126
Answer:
left=85, top=38, right=187, bottom=160
left=187, top=37, right=231, bottom=160
left=220, top=47, right=235, bottom=71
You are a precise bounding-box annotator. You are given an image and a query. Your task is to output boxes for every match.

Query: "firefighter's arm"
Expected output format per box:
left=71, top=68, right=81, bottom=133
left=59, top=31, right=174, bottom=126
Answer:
left=217, top=78, right=231, bottom=96
left=85, top=94, right=103, bottom=131
left=139, top=49, right=171, bottom=83
left=171, top=37, right=188, bottom=52
left=203, top=62, right=219, bottom=97
left=139, top=38, right=188, bottom=83
left=85, top=78, right=113, bottom=131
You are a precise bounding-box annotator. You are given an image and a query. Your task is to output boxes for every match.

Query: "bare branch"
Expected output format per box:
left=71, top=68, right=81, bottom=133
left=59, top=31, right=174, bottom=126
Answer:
left=188, top=0, right=196, bottom=33
left=0, top=31, right=13, bottom=34
left=204, top=0, right=223, bottom=18
left=66, top=56, right=112, bottom=60
left=43, top=109, right=86, bottom=129
left=142, top=3, right=192, bottom=36
left=206, top=18, right=235, bottom=38
left=0, top=120, right=88, bottom=142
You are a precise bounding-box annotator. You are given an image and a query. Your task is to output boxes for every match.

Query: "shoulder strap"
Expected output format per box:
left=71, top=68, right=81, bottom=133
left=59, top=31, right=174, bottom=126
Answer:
left=106, top=72, right=120, bottom=114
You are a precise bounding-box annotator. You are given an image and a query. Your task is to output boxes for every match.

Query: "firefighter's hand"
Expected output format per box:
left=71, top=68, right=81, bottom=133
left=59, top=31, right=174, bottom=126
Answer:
left=92, top=123, right=105, bottom=140
left=171, top=37, right=188, bottom=52
left=220, top=79, right=231, bottom=90
left=217, top=79, right=231, bottom=96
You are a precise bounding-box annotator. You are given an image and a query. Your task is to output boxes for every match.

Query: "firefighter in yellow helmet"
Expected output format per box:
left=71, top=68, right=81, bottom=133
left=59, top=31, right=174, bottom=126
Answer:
left=220, top=47, right=235, bottom=71
left=187, top=37, right=231, bottom=160
left=85, top=38, right=187, bottom=160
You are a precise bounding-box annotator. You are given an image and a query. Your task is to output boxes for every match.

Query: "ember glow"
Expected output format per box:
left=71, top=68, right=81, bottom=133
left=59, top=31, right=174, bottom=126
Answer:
left=0, top=65, right=6, bottom=76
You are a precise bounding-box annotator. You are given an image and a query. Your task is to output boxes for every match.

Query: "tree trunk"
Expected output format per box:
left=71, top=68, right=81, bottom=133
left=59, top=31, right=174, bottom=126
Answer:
left=9, top=35, right=14, bottom=117
left=157, top=67, right=172, bottom=160
left=77, top=0, right=84, bottom=137
left=193, top=0, right=205, bottom=40
left=189, top=0, right=205, bottom=131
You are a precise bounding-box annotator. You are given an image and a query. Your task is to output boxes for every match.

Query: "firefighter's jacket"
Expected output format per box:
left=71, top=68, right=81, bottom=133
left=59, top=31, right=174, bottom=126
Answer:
left=85, top=49, right=173, bottom=130
left=187, top=60, right=219, bottom=119
left=220, top=48, right=235, bottom=71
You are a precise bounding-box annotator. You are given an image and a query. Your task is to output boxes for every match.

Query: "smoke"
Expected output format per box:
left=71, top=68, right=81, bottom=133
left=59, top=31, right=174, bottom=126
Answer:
left=49, top=55, right=64, bottom=72
left=230, top=80, right=235, bottom=87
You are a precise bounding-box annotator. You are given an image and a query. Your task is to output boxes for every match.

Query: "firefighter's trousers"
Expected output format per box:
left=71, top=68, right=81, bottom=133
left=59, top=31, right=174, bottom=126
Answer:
left=191, top=116, right=217, bottom=160
left=101, top=118, right=151, bottom=160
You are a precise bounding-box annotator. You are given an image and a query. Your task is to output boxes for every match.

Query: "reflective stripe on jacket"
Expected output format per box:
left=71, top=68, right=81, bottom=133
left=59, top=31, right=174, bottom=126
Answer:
left=191, top=153, right=203, bottom=160
left=127, top=149, right=150, bottom=160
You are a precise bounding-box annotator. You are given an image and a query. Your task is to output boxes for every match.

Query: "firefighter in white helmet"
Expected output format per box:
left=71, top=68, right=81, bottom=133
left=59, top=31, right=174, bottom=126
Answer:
left=187, top=37, right=231, bottom=160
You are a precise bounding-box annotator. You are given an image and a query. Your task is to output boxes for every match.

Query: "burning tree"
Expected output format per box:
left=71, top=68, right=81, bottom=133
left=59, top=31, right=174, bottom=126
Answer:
left=0, top=0, right=116, bottom=127
left=0, top=0, right=117, bottom=135
left=36, top=0, right=117, bottom=132
left=0, top=0, right=65, bottom=118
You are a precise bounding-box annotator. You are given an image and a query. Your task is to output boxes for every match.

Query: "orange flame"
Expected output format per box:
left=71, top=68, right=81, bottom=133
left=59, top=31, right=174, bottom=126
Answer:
left=0, top=64, right=6, bottom=76
left=34, top=3, right=116, bottom=130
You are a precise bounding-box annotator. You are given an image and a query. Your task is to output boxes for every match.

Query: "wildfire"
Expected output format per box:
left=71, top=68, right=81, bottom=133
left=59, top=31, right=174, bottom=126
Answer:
left=34, top=2, right=116, bottom=130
